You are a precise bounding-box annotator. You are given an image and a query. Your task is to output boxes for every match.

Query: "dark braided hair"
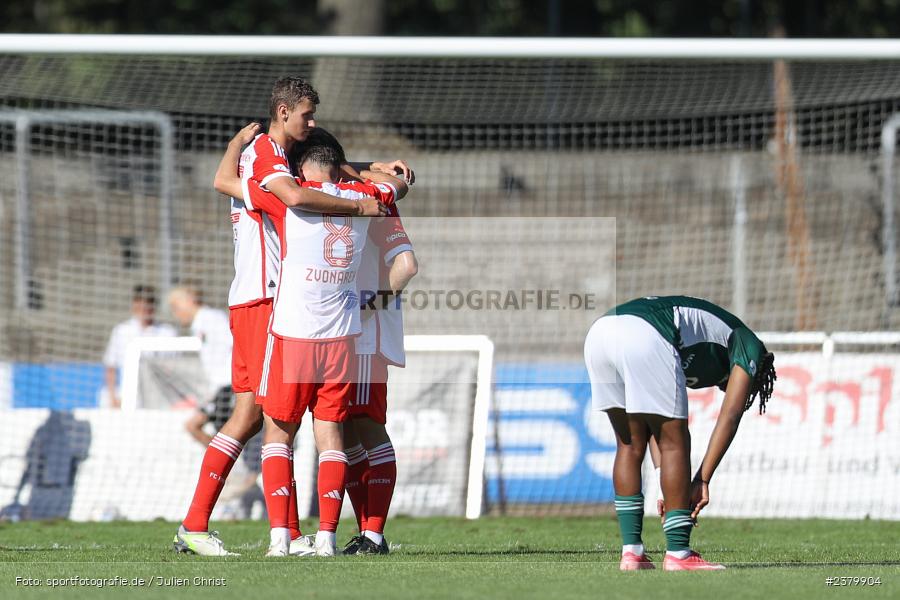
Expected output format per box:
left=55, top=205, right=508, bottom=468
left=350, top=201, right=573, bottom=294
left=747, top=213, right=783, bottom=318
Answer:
left=746, top=352, right=776, bottom=414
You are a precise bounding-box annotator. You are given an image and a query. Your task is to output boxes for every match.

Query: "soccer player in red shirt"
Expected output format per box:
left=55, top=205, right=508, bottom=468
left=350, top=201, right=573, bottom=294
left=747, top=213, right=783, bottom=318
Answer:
left=222, top=141, right=409, bottom=556
left=341, top=204, right=416, bottom=556
left=174, top=77, right=392, bottom=557
left=300, top=130, right=418, bottom=556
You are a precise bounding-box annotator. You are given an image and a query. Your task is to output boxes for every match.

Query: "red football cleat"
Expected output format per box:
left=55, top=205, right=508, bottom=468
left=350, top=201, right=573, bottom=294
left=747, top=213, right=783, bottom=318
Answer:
left=663, top=551, right=726, bottom=571
left=619, top=551, right=655, bottom=571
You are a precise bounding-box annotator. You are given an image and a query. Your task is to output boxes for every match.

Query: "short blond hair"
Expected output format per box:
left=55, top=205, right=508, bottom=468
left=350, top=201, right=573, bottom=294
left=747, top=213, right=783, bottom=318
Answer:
left=167, top=285, right=202, bottom=306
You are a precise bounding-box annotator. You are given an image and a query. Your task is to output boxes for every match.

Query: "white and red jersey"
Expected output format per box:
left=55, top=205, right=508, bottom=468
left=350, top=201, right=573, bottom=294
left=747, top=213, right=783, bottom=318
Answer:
left=228, top=133, right=293, bottom=308
left=241, top=176, right=398, bottom=341
left=354, top=205, right=413, bottom=366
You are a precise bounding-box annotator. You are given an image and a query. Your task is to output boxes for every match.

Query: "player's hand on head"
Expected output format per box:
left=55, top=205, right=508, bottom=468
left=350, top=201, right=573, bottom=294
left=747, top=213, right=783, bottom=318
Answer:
left=232, top=122, right=261, bottom=146
left=357, top=197, right=389, bottom=217
left=689, top=479, right=710, bottom=521
left=371, top=160, right=415, bottom=185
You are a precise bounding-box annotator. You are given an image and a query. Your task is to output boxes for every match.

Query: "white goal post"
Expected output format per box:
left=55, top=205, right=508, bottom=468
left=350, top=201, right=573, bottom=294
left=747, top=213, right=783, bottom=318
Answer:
left=120, top=334, right=494, bottom=520
left=403, top=335, right=494, bottom=519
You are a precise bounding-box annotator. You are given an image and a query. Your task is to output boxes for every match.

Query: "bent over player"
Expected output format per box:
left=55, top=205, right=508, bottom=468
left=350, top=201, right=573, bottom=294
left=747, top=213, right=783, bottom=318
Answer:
left=583, top=296, right=776, bottom=571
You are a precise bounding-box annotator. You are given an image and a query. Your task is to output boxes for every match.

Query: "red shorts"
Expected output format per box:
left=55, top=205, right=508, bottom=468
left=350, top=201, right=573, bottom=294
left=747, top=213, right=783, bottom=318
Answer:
left=349, top=354, right=389, bottom=424
left=256, top=335, right=357, bottom=423
left=229, top=299, right=273, bottom=393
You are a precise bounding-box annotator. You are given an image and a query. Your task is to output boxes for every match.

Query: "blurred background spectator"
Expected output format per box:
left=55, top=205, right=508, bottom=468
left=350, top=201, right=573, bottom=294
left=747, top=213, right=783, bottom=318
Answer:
left=102, top=285, right=176, bottom=409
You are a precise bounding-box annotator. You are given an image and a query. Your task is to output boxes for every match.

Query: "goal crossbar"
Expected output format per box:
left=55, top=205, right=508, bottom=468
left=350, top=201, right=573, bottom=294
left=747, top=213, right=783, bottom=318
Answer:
left=0, top=35, right=898, bottom=60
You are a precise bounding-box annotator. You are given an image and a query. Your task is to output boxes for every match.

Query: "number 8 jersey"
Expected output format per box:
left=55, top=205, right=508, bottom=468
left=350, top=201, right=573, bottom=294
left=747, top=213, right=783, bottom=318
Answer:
left=241, top=176, right=398, bottom=341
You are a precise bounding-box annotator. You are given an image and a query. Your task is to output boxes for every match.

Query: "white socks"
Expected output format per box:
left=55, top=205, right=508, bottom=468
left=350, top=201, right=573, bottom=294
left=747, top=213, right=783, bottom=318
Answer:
left=622, top=543, right=645, bottom=556
left=666, top=549, right=692, bottom=559
left=364, top=530, right=384, bottom=546
left=270, top=527, right=290, bottom=548
left=316, top=530, right=336, bottom=547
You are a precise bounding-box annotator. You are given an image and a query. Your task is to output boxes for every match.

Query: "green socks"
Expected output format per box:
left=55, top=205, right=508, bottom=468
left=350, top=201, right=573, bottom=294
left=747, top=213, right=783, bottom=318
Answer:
left=614, top=494, right=644, bottom=545
left=615, top=495, right=693, bottom=552
left=663, top=509, right=693, bottom=551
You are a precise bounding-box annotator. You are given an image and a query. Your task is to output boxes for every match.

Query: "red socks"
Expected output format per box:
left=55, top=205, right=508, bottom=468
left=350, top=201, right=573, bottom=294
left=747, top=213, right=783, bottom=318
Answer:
left=344, top=444, right=369, bottom=531
left=317, top=450, right=348, bottom=532
left=288, top=448, right=302, bottom=539
left=364, top=442, right=397, bottom=534
left=182, top=432, right=242, bottom=532
left=261, top=443, right=292, bottom=529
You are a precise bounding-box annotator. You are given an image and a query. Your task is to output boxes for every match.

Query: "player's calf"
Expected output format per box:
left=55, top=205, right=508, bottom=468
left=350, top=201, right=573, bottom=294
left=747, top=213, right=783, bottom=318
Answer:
left=615, top=492, right=653, bottom=570
left=179, top=392, right=263, bottom=538
left=342, top=421, right=369, bottom=534
left=660, top=510, right=725, bottom=571
left=313, top=418, right=348, bottom=556
left=261, top=416, right=300, bottom=556
left=352, top=414, right=396, bottom=550
left=180, top=431, right=246, bottom=534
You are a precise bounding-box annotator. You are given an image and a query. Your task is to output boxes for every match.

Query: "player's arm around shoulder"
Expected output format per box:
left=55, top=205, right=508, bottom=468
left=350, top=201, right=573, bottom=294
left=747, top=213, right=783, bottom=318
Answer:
left=359, top=161, right=415, bottom=200
left=213, top=122, right=260, bottom=197
left=360, top=170, right=409, bottom=201
left=267, top=176, right=386, bottom=216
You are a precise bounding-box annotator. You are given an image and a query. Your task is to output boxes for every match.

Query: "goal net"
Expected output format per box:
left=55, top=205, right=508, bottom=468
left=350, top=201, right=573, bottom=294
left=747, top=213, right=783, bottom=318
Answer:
left=0, top=334, right=491, bottom=522
left=0, top=40, right=899, bottom=521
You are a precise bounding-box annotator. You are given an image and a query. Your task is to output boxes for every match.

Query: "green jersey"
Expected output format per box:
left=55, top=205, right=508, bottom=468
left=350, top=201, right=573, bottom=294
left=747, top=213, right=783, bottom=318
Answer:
left=606, top=296, right=767, bottom=389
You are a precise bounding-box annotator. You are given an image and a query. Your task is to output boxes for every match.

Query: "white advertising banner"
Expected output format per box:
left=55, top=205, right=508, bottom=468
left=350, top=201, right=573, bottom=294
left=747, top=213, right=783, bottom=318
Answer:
left=0, top=409, right=317, bottom=522
left=1, top=352, right=897, bottom=521
left=644, top=352, right=900, bottom=519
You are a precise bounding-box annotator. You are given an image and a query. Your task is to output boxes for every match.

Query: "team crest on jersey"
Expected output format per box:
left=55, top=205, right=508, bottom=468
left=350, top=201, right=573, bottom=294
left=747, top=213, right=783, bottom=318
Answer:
left=230, top=213, right=240, bottom=223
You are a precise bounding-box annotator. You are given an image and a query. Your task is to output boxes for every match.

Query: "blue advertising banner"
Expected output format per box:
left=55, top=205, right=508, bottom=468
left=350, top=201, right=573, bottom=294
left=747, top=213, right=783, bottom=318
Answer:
left=11, top=364, right=104, bottom=409
left=486, top=364, right=616, bottom=504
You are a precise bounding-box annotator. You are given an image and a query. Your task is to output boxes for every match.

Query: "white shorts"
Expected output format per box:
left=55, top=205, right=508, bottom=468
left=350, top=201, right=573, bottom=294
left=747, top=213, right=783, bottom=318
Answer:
left=583, top=314, right=688, bottom=419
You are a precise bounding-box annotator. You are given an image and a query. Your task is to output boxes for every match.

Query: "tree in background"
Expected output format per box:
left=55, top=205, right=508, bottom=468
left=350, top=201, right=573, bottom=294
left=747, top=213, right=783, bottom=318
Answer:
left=2, top=0, right=900, bottom=37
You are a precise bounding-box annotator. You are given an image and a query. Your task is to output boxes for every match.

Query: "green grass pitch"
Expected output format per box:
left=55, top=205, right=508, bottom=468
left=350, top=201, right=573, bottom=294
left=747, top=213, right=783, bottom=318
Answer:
left=1, top=517, right=897, bottom=599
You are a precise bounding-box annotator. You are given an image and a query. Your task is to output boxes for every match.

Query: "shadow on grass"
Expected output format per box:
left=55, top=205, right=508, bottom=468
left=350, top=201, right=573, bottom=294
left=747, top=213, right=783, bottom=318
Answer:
left=403, top=549, right=613, bottom=557
left=728, top=560, right=900, bottom=570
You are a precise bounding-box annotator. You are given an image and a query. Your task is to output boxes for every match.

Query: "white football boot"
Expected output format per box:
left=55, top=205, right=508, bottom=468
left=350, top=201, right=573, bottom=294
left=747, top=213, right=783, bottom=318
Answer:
left=289, top=534, right=317, bottom=557
left=172, top=525, right=240, bottom=557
